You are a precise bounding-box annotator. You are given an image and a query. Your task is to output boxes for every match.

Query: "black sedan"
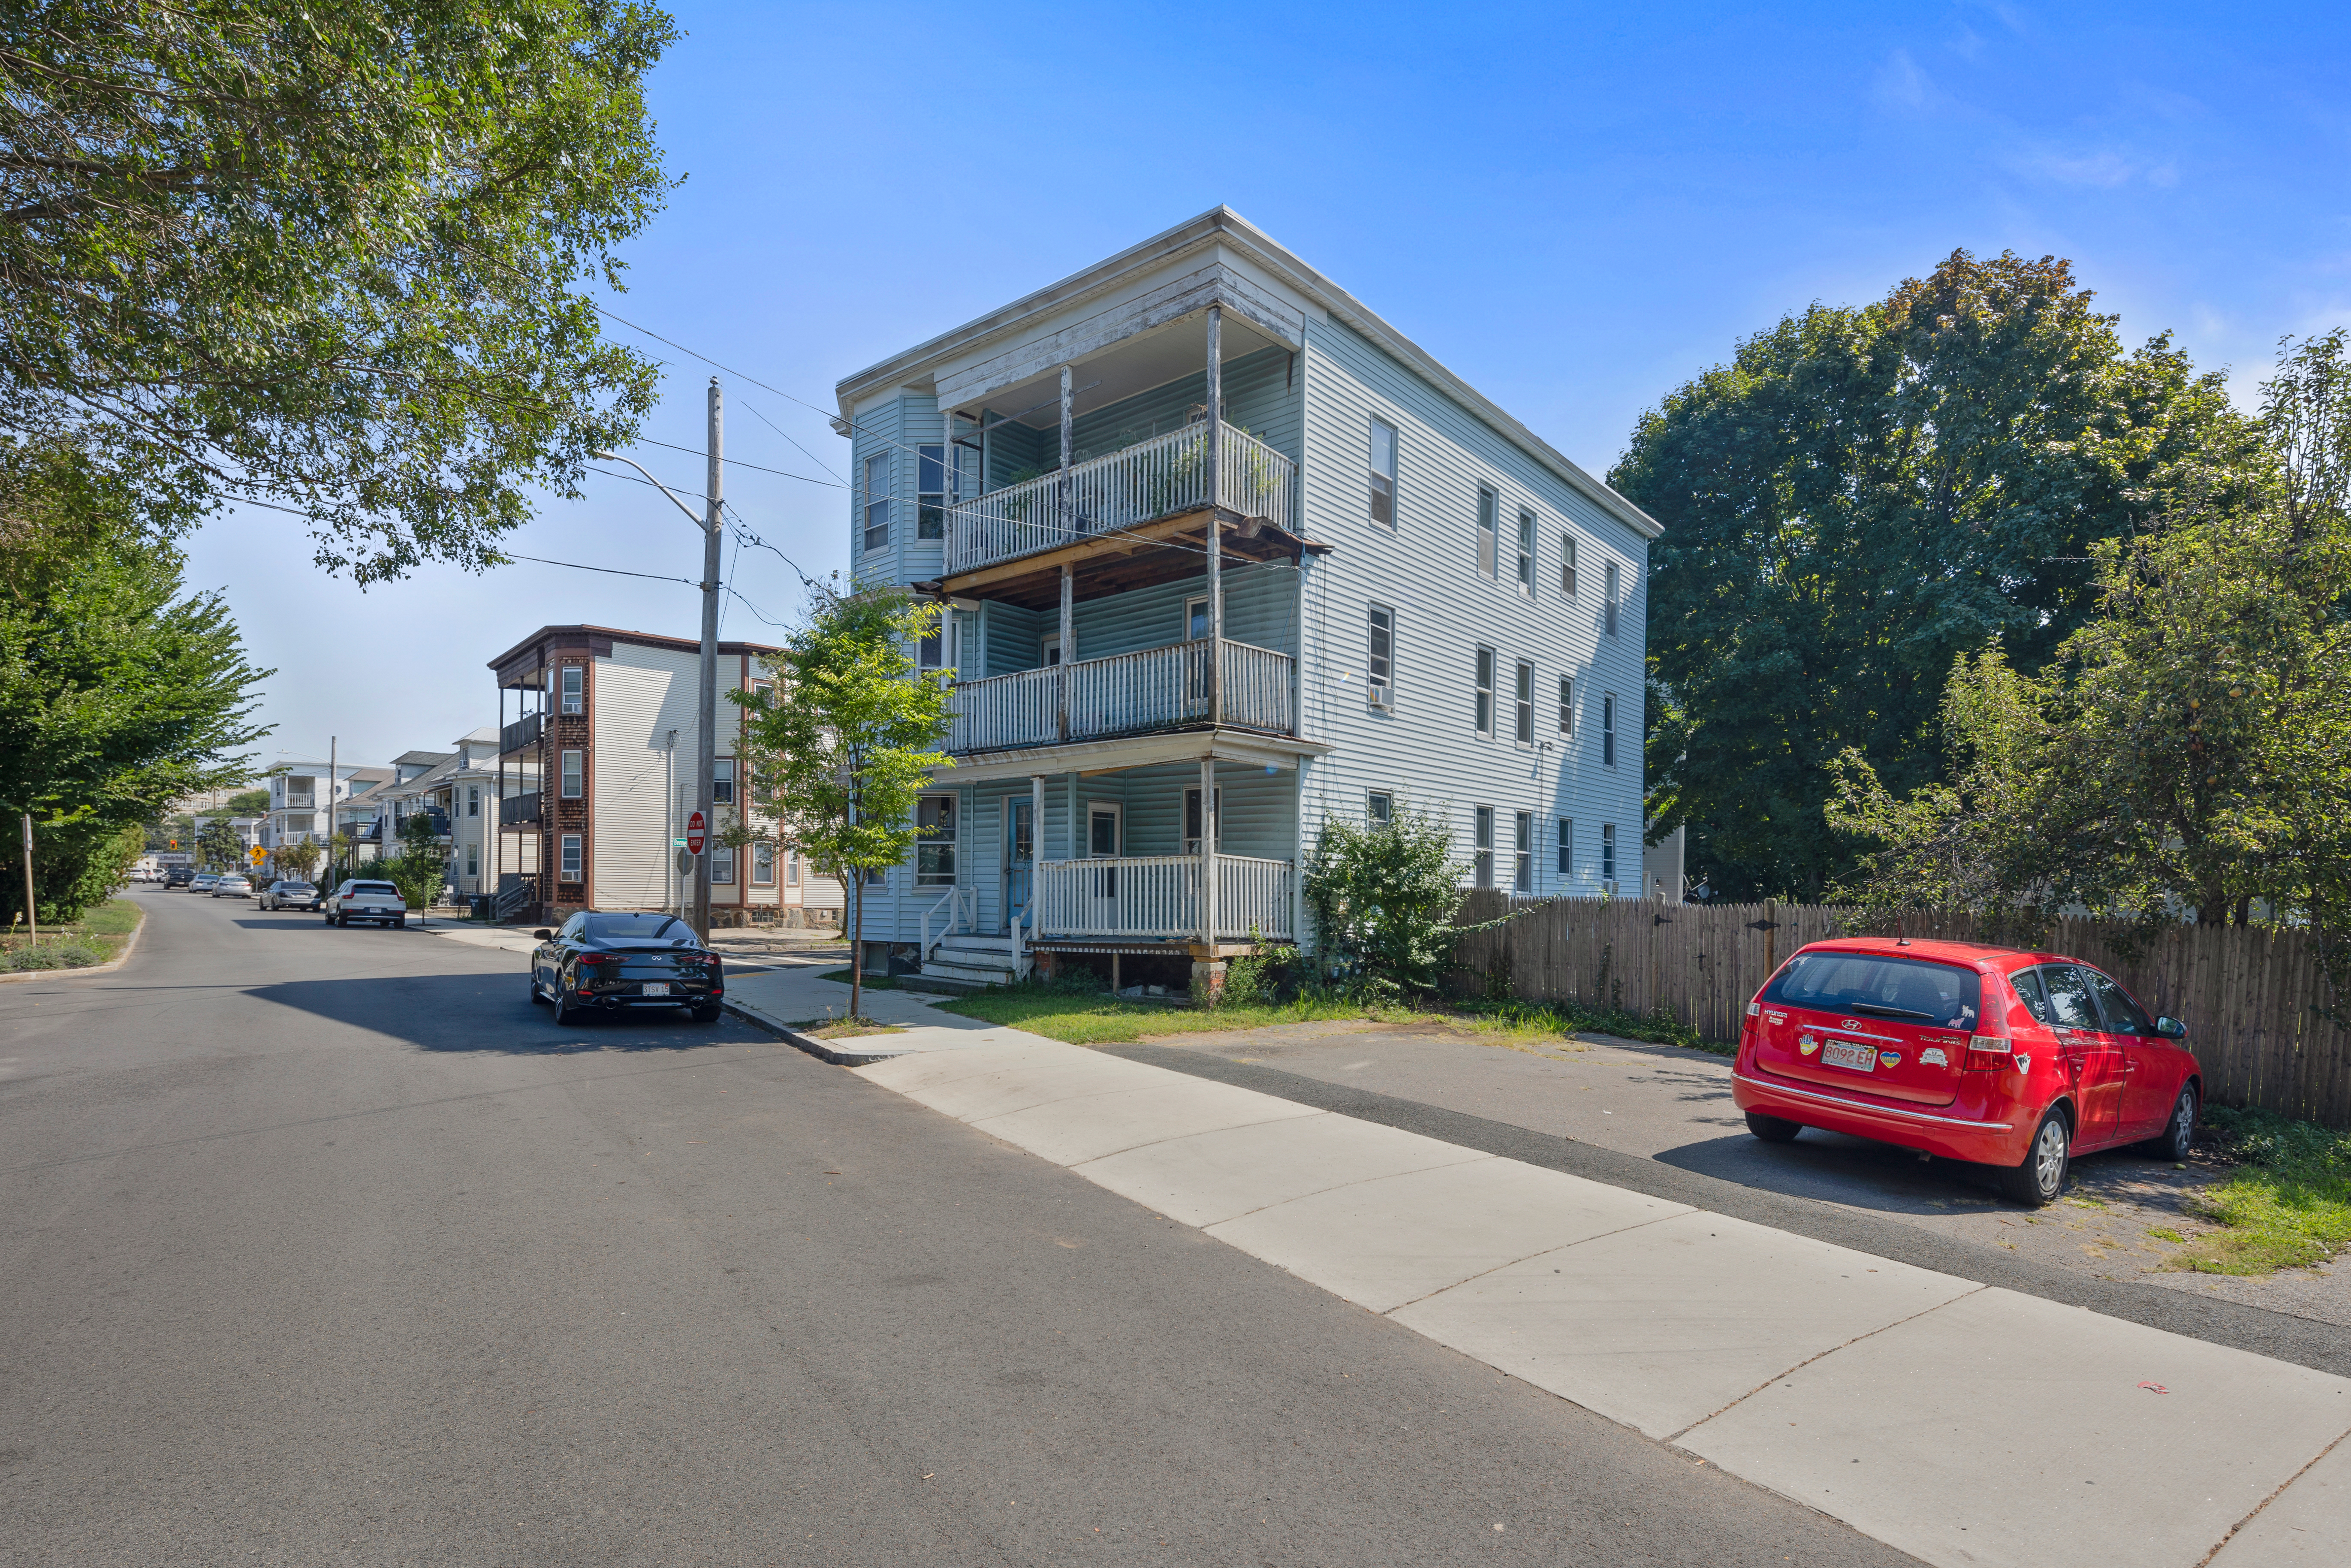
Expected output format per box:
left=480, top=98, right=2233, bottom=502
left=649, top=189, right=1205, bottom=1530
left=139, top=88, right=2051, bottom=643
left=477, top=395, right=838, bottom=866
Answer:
left=528, top=911, right=725, bottom=1024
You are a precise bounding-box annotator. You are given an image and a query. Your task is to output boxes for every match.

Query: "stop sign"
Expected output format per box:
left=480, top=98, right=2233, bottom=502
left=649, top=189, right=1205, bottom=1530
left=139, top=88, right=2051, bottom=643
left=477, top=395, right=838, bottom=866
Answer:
left=686, top=811, right=706, bottom=856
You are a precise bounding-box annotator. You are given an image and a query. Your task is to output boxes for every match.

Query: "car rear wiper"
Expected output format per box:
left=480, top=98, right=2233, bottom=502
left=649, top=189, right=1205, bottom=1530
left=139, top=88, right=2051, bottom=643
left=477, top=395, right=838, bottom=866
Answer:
left=1846, top=1001, right=1938, bottom=1021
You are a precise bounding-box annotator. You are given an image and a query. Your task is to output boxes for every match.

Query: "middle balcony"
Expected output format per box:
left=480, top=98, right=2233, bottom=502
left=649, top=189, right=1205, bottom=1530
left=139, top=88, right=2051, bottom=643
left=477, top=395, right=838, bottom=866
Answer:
left=947, top=637, right=1293, bottom=755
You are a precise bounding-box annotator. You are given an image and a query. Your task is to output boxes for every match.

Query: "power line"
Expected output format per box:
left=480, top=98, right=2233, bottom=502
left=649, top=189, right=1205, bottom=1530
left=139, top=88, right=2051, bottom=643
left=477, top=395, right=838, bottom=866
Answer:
left=498, top=552, right=698, bottom=586
left=633, top=434, right=843, bottom=488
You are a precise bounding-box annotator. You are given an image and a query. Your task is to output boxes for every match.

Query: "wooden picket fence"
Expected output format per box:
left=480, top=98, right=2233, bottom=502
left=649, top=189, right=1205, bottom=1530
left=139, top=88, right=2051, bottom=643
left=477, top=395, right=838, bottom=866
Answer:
left=1447, top=893, right=2351, bottom=1129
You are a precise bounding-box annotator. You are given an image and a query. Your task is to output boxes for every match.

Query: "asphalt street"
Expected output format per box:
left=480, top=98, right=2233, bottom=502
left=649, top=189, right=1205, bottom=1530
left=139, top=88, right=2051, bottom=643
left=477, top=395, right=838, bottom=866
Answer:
left=0, top=888, right=1921, bottom=1566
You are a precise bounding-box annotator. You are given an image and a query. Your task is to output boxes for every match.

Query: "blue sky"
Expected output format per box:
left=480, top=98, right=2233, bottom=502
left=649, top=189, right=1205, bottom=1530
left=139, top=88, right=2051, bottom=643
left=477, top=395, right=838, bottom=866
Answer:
left=191, top=0, right=2351, bottom=770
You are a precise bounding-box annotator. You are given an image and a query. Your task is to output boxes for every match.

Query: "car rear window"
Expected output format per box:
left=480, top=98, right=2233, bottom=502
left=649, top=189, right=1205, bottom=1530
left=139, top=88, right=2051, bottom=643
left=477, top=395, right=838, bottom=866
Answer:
left=1764, top=951, right=1983, bottom=1030
left=583, top=914, right=688, bottom=941
left=350, top=881, right=398, bottom=896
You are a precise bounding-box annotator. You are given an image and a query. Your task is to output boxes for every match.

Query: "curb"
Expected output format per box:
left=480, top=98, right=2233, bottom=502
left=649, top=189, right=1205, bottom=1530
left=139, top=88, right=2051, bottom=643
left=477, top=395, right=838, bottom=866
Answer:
left=0, top=902, right=147, bottom=985
left=721, top=998, right=910, bottom=1067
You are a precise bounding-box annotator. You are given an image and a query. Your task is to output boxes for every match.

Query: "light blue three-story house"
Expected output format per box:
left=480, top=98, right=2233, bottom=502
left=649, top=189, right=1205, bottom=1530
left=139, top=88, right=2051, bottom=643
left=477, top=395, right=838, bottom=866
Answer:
left=831, top=207, right=1657, bottom=995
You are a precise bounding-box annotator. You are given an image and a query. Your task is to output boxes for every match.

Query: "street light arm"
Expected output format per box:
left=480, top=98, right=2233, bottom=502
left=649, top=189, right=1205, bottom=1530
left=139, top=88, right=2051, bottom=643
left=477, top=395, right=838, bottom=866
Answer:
left=591, top=451, right=711, bottom=533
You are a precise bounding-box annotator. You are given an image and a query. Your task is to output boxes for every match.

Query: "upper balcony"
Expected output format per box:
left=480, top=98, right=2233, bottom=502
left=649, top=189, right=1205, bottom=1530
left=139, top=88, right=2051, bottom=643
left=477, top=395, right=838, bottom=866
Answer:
left=947, top=636, right=1293, bottom=755
left=942, top=419, right=1295, bottom=584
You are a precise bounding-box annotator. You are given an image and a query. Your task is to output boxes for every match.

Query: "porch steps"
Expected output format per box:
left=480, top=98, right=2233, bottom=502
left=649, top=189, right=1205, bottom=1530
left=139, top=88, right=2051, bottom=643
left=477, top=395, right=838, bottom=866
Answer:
left=915, top=937, right=1024, bottom=992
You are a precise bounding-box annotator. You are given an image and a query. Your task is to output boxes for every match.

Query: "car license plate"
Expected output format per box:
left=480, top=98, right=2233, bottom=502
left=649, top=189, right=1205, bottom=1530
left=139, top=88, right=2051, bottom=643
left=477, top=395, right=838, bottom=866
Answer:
left=1821, top=1039, right=1877, bottom=1072
left=641, top=982, right=669, bottom=997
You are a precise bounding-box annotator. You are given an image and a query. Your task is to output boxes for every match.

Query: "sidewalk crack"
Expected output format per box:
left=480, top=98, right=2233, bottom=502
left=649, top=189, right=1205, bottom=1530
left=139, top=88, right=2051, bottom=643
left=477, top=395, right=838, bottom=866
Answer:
left=1380, top=1210, right=1688, bottom=1315
left=1662, top=1283, right=1990, bottom=1444
left=2191, top=1418, right=2351, bottom=1568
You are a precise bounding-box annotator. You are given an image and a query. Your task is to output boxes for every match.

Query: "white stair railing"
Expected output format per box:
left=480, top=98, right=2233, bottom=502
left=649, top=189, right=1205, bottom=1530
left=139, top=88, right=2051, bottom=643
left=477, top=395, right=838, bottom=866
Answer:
left=919, top=885, right=974, bottom=964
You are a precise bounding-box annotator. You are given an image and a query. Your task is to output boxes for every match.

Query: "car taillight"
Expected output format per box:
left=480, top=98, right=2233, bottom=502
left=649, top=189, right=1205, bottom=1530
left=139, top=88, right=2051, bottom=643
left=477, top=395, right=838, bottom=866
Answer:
left=1964, top=1034, right=2013, bottom=1072
left=576, top=953, right=608, bottom=967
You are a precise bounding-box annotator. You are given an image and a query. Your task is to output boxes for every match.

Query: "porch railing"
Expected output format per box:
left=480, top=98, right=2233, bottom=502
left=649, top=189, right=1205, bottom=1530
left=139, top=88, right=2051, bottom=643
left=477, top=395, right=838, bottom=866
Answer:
left=943, top=420, right=1295, bottom=576
left=1034, top=854, right=1294, bottom=942
left=948, top=638, right=1293, bottom=753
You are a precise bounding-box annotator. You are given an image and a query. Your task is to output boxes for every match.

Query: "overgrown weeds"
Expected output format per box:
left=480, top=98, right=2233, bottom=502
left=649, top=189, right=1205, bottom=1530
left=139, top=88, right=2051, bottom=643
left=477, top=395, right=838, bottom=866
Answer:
left=1455, top=995, right=1721, bottom=1053
left=2167, top=1105, right=2351, bottom=1275
left=2, top=935, right=112, bottom=971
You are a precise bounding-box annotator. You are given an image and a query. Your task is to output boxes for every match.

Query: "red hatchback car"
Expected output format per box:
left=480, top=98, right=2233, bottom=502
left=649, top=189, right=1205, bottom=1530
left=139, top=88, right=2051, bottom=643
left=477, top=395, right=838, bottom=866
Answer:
left=1731, top=938, right=2200, bottom=1206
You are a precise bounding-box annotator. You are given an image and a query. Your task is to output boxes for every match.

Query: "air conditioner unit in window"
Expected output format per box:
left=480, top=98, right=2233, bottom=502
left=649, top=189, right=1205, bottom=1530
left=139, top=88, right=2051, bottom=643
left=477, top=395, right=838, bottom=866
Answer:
left=1367, top=681, right=1390, bottom=709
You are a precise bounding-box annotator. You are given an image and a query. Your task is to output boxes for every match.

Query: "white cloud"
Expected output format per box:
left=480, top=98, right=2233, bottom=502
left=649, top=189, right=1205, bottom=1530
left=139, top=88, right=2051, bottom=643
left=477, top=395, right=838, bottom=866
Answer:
left=1872, top=48, right=1933, bottom=112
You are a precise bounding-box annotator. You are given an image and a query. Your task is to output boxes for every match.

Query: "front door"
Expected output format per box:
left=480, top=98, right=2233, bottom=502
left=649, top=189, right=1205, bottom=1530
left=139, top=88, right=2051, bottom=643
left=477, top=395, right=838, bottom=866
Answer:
left=1086, top=801, right=1123, bottom=931
left=1003, top=799, right=1034, bottom=934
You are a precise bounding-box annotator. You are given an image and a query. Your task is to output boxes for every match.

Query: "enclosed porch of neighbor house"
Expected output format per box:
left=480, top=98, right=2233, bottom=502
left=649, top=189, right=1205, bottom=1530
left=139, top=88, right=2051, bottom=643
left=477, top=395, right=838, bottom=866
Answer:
left=907, top=749, right=1304, bottom=969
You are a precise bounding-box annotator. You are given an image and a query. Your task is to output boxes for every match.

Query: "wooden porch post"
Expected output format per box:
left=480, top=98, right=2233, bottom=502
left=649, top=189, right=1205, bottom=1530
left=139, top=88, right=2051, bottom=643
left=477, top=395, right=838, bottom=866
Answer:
left=1057, top=564, right=1074, bottom=741
left=1205, top=305, right=1224, bottom=727
left=1058, top=364, right=1073, bottom=473
left=1029, top=772, right=1047, bottom=951
left=1198, top=754, right=1217, bottom=947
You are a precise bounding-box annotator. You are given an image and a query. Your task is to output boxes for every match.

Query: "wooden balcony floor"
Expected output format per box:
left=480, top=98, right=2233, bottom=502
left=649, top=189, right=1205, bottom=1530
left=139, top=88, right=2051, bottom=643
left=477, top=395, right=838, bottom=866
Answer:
left=920, top=508, right=1322, bottom=612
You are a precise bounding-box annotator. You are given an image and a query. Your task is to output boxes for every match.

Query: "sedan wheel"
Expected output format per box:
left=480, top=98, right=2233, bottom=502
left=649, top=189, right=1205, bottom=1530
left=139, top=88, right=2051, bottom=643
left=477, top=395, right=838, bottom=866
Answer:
left=2148, top=1085, right=2198, bottom=1162
left=552, top=987, right=582, bottom=1026
left=1745, top=1110, right=1803, bottom=1143
left=1999, top=1109, right=2071, bottom=1207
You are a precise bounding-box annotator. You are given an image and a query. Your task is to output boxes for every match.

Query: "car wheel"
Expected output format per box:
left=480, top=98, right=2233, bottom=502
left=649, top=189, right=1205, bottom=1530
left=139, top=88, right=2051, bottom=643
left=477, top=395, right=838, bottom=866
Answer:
left=1745, top=1110, right=1803, bottom=1143
left=529, top=974, right=548, bottom=1006
left=2146, top=1084, right=2198, bottom=1162
left=336, top=913, right=349, bottom=928
left=690, top=1004, right=723, bottom=1024
left=553, top=989, right=582, bottom=1026
left=1999, top=1107, right=2072, bottom=1207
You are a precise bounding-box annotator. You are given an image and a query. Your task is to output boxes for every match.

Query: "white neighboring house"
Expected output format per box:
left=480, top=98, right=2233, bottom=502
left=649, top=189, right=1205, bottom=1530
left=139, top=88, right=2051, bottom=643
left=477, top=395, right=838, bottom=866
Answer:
left=486, top=624, right=846, bottom=926
left=262, top=761, right=387, bottom=865
left=377, top=728, right=511, bottom=902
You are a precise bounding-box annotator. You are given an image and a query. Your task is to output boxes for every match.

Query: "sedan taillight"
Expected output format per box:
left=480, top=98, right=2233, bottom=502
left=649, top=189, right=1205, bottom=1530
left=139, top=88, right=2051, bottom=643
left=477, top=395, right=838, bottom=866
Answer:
left=575, top=952, right=608, bottom=967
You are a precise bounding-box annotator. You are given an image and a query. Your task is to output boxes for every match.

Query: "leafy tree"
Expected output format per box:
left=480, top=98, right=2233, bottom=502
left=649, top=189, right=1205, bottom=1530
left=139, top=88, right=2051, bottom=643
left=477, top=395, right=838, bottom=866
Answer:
left=1615, top=250, right=2262, bottom=900
left=731, top=589, right=952, bottom=1019
left=0, top=0, right=677, bottom=579
left=380, top=813, right=447, bottom=911
left=1302, top=799, right=1471, bottom=1000
left=0, top=442, right=265, bottom=918
left=274, top=839, right=323, bottom=883
left=1831, top=331, right=2351, bottom=943
left=227, top=788, right=272, bottom=815
left=195, top=816, right=242, bottom=871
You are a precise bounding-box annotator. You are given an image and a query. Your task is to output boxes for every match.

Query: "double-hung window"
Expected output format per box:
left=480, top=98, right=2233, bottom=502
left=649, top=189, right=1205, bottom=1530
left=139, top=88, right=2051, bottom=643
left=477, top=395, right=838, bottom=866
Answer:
left=1514, top=660, right=1534, bottom=745
left=560, top=665, right=583, bottom=715
left=1368, top=418, right=1398, bottom=526
left=1516, top=511, right=1535, bottom=597
left=1602, top=823, right=1617, bottom=884
left=466, top=842, right=479, bottom=877
left=917, top=444, right=947, bottom=540
left=560, top=749, right=583, bottom=799
left=1473, top=647, right=1495, bottom=737
left=1184, top=788, right=1222, bottom=855
left=1561, top=534, right=1579, bottom=597
left=1367, top=604, right=1393, bottom=706
left=711, top=843, right=736, bottom=885
left=1513, top=811, right=1533, bottom=893
left=787, top=851, right=801, bottom=886
left=1604, top=561, right=1621, bottom=637
left=753, top=843, right=776, bottom=886
left=559, top=833, right=582, bottom=880
left=1556, top=817, right=1573, bottom=876
left=1473, top=807, right=1495, bottom=888
left=862, top=452, right=892, bottom=552
left=1602, top=694, right=1617, bottom=767
left=1476, top=488, right=1499, bottom=578
left=1367, top=791, right=1393, bottom=826
left=467, top=785, right=480, bottom=818
left=712, top=758, right=736, bottom=806
left=916, top=796, right=956, bottom=886
left=1558, top=675, right=1575, bottom=736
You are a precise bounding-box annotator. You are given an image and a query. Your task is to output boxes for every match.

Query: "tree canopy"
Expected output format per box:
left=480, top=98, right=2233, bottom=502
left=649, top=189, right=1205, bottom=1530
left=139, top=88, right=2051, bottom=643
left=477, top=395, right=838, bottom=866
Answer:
left=0, top=0, right=677, bottom=578
left=1613, top=250, right=2261, bottom=899
left=1830, top=331, right=2351, bottom=948
left=1, top=441, right=267, bottom=920
left=732, top=588, right=952, bottom=1017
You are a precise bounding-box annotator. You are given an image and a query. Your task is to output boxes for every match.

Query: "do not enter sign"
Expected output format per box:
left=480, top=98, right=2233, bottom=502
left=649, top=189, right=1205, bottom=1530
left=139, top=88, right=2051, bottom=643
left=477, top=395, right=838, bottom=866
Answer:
left=686, top=811, right=706, bottom=856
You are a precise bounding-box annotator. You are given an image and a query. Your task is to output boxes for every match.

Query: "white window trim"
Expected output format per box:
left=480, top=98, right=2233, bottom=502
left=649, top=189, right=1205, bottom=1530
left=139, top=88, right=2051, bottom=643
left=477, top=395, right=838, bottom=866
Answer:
left=1367, top=603, right=1394, bottom=709
left=1085, top=799, right=1124, bottom=859
left=1473, top=646, right=1495, bottom=739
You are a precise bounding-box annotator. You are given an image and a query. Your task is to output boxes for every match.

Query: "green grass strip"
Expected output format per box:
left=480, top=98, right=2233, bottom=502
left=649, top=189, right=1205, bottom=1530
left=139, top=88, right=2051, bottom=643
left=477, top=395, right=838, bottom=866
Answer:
left=2168, top=1105, right=2351, bottom=1276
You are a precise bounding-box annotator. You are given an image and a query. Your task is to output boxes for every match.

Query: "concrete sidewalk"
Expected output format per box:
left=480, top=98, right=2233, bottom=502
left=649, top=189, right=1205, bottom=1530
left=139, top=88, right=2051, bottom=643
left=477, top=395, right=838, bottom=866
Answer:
left=855, top=1031, right=2351, bottom=1568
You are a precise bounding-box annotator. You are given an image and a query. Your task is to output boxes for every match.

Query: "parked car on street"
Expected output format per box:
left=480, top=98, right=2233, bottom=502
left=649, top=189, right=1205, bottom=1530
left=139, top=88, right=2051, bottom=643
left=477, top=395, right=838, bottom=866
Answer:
left=164, top=867, right=195, bottom=889
left=325, top=879, right=407, bottom=928
left=259, top=880, right=322, bottom=911
left=529, top=912, right=724, bottom=1025
left=191, top=872, right=221, bottom=893
left=211, top=873, right=253, bottom=898
left=1733, top=938, right=2199, bottom=1208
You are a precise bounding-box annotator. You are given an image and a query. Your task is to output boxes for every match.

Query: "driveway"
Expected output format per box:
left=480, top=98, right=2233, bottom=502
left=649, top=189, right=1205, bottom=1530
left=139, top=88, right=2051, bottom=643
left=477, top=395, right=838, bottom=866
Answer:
left=1136, top=1019, right=2351, bottom=1328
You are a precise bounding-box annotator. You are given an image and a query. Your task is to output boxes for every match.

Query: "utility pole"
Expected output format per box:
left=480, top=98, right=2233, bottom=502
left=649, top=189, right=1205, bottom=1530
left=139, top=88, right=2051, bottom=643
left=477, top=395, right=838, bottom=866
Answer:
left=696, top=377, right=723, bottom=941
left=20, top=812, right=33, bottom=942
left=328, top=735, right=337, bottom=886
